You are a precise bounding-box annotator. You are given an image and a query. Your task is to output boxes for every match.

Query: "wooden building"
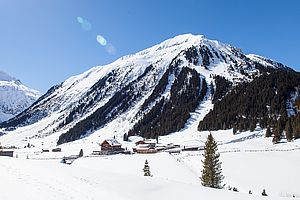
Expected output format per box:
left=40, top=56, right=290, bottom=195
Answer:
left=133, top=144, right=158, bottom=154
left=101, top=139, right=122, bottom=151
left=135, top=148, right=158, bottom=154
left=100, top=139, right=124, bottom=155
left=134, top=140, right=156, bottom=147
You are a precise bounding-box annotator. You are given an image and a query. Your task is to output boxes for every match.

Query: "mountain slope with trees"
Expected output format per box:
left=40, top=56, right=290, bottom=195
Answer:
left=198, top=70, right=300, bottom=141
left=0, top=34, right=298, bottom=146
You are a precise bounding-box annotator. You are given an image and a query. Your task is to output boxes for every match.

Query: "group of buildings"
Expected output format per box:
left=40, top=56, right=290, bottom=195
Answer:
left=93, top=138, right=203, bottom=155
left=0, top=143, right=14, bottom=157
left=0, top=138, right=204, bottom=158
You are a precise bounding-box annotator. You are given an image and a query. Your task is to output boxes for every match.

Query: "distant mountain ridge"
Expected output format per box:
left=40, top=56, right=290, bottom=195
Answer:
left=0, top=34, right=298, bottom=146
left=0, top=71, right=40, bottom=122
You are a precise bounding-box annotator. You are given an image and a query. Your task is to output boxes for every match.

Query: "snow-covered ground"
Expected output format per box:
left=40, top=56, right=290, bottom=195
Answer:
left=1, top=92, right=299, bottom=199
left=0, top=34, right=298, bottom=199
left=1, top=93, right=299, bottom=199
left=1, top=148, right=299, bottom=200
left=1, top=128, right=300, bottom=200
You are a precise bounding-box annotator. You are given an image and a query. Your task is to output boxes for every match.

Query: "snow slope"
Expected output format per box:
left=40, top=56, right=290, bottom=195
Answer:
left=1, top=149, right=298, bottom=200
left=1, top=126, right=298, bottom=199
left=0, top=34, right=298, bottom=200
left=0, top=33, right=292, bottom=148
left=171, top=129, right=300, bottom=197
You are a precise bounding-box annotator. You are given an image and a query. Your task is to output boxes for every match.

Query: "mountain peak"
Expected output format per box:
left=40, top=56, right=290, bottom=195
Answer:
left=0, top=70, right=40, bottom=122
left=0, top=34, right=297, bottom=147
left=160, top=33, right=205, bottom=46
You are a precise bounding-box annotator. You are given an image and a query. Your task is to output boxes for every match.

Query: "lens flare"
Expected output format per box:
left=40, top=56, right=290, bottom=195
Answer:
left=76, top=16, right=92, bottom=31
left=105, top=43, right=116, bottom=55
left=96, top=35, right=107, bottom=46
left=77, top=16, right=84, bottom=24
left=81, top=20, right=92, bottom=31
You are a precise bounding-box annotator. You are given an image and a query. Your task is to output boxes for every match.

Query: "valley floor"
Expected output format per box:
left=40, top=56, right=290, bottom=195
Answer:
left=1, top=132, right=300, bottom=200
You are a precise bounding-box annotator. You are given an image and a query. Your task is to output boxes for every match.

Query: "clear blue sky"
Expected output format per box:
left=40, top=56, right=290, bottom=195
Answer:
left=0, top=0, right=299, bottom=93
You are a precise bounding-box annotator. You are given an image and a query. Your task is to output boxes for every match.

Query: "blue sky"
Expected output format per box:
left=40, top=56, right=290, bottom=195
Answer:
left=0, top=0, right=299, bottom=93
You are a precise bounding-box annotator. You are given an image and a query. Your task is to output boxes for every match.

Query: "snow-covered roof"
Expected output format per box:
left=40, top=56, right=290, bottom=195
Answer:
left=136, top=144, right=151, bottom=148
left=101, top=139, right=121, bottom=147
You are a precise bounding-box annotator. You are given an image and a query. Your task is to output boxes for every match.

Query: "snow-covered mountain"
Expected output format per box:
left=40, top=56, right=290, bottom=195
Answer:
left=0, top=71, right=40, bottom=123
left=0, top=34, right=296, bottom=147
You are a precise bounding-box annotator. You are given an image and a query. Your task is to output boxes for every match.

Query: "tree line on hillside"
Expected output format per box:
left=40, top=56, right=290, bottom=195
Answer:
left=57, top=65, right=155, bottom=144
left=198, top=70, right=300, bottom=142
left=212, top=75, right=232, bottom=103
left=128, top=67, right=207, bottom=139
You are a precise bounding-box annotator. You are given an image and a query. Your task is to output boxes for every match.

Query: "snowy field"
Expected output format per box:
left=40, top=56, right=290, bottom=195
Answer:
left=1, top=151, right=299, bottom=200
left=1, top=129, right=300, bottom=200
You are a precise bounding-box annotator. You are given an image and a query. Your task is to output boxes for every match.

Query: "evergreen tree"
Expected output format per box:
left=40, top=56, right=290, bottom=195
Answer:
left=285, top=119, right=293, bottom=142
left=143, top=160, right=152, bottom=177
left=265, top=127, right=272, bottom=137
left=232, top=125, right=237, bottom=135
left=123, top=133, right=129, bottom=141
left=292, top=116, right=300, bottom=140
left=210, top=81, right=215, bottom=97
left=294, top=124, right=300, bottom=140
left=79, top=149, right=83, bottom=157
left=201, top=133, right=224, bottom=189
left=250, top=119, right=256, bottom=132
left=273, top=121, right=282, bottom=144
left=272, top=134, right=281, bottom=144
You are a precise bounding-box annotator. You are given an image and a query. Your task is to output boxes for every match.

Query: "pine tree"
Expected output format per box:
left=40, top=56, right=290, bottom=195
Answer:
left=201, top=133, right=224, bottom=189
left=265, top=127, right=272, bottom=137
left=210, top=81, right=214, bottom=97
left=292, top=116, right=300, bottom=139
left=273, top=121, right=282, bottom=144
left=123, top=133, right=128, bottom=141
left=232, top=125, right=237, bottom=135
left=285, top=119, right=293, bottom=142
left=143, top=160, right=152, bottom=177
left=250, top=119, right=256, bottom=132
